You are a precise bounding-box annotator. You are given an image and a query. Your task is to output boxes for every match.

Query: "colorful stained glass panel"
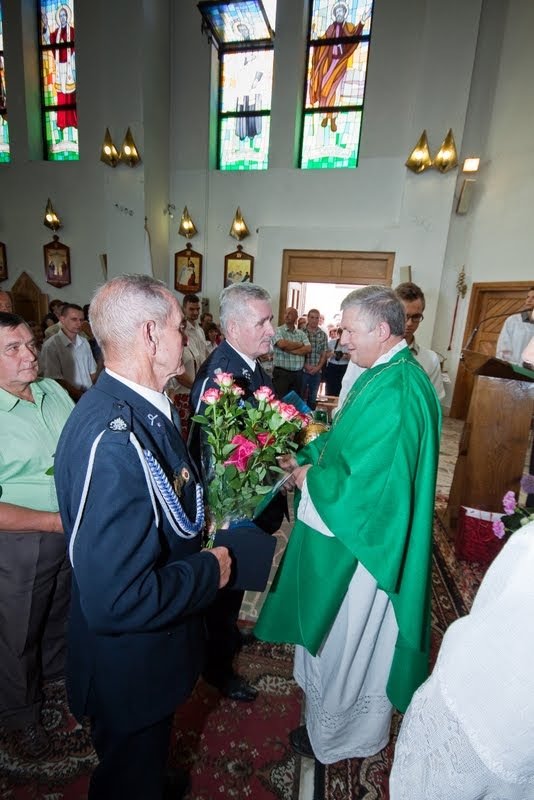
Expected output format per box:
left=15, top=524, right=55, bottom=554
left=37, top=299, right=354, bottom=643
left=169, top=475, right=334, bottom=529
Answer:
left=39, top=1, right=78, bottom=161
left=199, top=0, right=275, bottom=45
left=0, top=2, right=10, bottom=164
left=219, top=115, right=270, bottom=171
left=220, top=49, right=273, bottom=113
left=306, top=40, right=369, bottom=108
left=301, top=109, right=362, bottom=170
left=301, top=0, right=373, bottom=169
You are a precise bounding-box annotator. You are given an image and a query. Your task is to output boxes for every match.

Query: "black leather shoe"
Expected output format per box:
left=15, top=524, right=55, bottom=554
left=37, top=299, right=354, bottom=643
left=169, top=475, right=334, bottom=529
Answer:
left=220, top=674, right=258, bottom=702
left=163, top=768, right=191, bottom=799
left=289, top=725, right=315, bottom=759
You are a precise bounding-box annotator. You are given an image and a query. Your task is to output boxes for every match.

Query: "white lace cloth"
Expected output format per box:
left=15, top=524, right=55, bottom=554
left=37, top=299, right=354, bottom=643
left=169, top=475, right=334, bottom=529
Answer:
left=294, top=561, right=398, bottom=764
left=390, top=523, right=534, bottom=799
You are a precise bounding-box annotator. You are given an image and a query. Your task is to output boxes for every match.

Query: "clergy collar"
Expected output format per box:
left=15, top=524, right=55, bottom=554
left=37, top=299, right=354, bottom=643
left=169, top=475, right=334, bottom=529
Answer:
left=225, top=341, right=257, bottom=372
left=105, top=368, right=172, bottom=420
left=371, top=339, right=408, bottom=368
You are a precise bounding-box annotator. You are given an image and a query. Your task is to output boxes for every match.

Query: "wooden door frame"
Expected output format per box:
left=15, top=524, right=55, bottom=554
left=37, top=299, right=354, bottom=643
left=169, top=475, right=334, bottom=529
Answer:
left=450, top=280, right=533, bottom=418
left=279, top=249, right=395, bottom=323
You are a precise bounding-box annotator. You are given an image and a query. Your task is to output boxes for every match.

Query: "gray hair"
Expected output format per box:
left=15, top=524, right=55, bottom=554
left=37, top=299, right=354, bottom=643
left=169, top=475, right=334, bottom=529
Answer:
left=341, top=285, right=406, bottom=336
left=89, top=274, right=175, bottom=357
left=219, top=283, right=271, bottom=335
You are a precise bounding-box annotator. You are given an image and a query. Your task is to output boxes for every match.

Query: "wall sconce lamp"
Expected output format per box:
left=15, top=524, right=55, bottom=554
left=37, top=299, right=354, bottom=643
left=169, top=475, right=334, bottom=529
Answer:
left=100, top=128, right=119, bottom=167
left=178, top=206, right=198, bottom=238
left=405, top=131, right=433, bottom=174
left=433, top=129, right=458, bottom=173
left=456, top=157, right=480, bottom=214
left=120, top=127, right=141, bottom=167
left=43, top=198, right=62, bottom=231
left=229, top=207, right=250, bottom=241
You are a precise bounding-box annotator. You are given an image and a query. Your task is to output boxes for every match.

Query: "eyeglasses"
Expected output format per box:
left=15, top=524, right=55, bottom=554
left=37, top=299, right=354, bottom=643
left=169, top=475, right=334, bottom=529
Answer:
left=405, top=313, right=424, bottom=323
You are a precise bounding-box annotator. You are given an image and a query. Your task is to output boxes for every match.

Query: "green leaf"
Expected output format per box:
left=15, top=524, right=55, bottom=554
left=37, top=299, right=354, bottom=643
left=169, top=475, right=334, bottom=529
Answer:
left=45, top=467, right=54, bottom=476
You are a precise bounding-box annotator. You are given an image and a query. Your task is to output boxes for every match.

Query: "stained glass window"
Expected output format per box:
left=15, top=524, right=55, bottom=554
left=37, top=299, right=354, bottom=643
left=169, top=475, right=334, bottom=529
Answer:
left=300, top=0, right=373, bottom=170
left=0, top=2, right=10, bottom=164
left=199, top=1, right=276, bottom=171
left=38, top=1, right=78, bottom=161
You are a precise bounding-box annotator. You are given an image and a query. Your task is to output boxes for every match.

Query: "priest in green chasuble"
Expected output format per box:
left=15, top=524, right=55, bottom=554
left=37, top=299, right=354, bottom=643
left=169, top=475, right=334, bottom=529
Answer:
left=254, top=285, right=442, bottom=764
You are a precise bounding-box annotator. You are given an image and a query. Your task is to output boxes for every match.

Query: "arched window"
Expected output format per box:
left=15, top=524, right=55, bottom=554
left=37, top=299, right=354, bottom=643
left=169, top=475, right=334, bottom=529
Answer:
left=300, top=0, right=373, bottom=169
left=0, top=2, right=10, bottom=163
left=199, top=1, right=276, bottom=171
left=38, top=1, right=78, bottom=161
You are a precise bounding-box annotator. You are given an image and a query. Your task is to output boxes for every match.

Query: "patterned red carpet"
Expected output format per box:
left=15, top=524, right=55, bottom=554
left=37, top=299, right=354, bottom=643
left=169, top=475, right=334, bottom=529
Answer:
left=0, top=507, right=485, bottom=800
left=0, top=635, right=300, bottom=800
left=172, top=639, right=301, bottom=800
left=317, top=503, right=486, bottom=800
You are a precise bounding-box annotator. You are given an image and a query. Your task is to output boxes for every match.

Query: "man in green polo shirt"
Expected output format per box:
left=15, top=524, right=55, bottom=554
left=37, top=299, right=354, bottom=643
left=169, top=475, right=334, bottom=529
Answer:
left=0, top=312, right=74, bottom=759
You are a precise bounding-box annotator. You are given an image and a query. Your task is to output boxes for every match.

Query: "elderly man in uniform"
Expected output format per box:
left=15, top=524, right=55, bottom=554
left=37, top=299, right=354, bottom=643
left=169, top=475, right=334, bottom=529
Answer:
left=0, top=311, right=73, bottom=759
left=256, top=285, right=441, bottom=765
left=189, top=282, right=282, bottom=702
left=55, top=275, right=231, bottom=800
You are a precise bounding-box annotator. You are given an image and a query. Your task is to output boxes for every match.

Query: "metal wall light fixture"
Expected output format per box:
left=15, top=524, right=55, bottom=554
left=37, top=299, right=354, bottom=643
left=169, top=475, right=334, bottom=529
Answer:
left=433, top=129, right=458, bottom=173
left=100, top=128, right=120, bottom=167
left=456, top=157, right=481, bottom=215
left=229, top=207, right=250, bottom=241
left=43, top=198, right=62, bottom=231
left=405, top=131, right=433, bottom=173
left=120, top=127, right=141, bottom=167
left=178, top=206, right=198, bottom=239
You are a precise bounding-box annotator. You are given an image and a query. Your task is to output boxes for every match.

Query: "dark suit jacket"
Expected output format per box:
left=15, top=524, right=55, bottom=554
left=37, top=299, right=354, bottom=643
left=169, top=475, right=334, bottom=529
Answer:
left=55, top=371, right=220, bottom=732
left=189, top=341, right=286, bottom=534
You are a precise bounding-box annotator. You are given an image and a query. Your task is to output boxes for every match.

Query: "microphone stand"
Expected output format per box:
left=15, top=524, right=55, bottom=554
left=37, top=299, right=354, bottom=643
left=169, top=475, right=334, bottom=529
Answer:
left=462, top=308, right=531, bottom=356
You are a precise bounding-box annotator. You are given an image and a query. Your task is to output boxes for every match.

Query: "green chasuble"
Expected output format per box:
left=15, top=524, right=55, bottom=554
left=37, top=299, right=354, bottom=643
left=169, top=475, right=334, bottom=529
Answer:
left=255, top=348, right=442, bottom=712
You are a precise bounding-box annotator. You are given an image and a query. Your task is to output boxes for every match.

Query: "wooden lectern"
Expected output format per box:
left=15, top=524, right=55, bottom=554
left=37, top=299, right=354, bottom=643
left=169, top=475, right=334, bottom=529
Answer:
left=446, top=351, right=534, bottom=532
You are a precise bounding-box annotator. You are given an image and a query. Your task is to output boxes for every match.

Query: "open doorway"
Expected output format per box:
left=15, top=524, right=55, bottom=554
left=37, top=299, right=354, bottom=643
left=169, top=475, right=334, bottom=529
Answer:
left=287, top=281, right=363, bottom=333
left=279, top=248, right=395, bottom=324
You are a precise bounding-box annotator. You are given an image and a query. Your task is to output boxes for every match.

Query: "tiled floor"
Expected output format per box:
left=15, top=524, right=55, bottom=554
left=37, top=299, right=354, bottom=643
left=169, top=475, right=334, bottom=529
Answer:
left=240, top=416, right=464, bottom=622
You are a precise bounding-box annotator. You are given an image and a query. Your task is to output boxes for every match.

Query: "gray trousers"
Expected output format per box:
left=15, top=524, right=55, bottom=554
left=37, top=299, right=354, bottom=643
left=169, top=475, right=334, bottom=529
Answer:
left=0, top=531, right=70, bottom=730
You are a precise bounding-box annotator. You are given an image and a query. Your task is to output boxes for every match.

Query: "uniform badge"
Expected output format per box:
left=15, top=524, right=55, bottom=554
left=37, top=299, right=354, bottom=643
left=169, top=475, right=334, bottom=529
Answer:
left=242, top=367, right=251, bottom=380
left=109, top=416, right=128, bottom=431
left=173, top=467, right=190, bottom=497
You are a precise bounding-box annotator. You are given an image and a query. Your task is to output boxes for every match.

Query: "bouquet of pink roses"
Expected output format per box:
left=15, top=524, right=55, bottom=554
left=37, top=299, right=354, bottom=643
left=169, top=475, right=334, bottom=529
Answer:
left=191, top=372, right=308, bottom=532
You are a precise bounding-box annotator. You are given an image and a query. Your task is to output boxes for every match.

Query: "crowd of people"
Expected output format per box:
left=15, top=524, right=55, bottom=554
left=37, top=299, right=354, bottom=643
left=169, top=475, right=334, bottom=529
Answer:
left=2, top=276, right=531, bottom=800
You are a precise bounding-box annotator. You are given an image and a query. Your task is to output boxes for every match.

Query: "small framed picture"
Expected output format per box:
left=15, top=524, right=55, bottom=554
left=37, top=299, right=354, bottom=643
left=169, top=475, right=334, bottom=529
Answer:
left=44, top=235, right=71, bottom=288
left=175, top=243, right=202, bottom=294
left=0, top=242, right=7, bottom=281
left=224, top=245, right=254, bottom=287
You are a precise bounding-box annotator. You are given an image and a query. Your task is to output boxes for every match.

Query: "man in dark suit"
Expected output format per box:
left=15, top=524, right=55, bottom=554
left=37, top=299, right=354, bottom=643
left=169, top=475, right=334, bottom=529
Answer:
left=55, top=275, right=231, bottom=800
left=189, top=283, right=285, bottom=703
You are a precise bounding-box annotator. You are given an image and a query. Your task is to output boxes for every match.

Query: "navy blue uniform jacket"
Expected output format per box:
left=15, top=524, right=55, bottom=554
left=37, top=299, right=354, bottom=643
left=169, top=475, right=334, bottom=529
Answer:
left=55, top=371, right=220, bottom=732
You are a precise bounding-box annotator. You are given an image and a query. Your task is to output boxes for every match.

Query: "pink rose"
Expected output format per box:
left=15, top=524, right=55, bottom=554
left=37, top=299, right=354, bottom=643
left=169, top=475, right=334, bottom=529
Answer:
left=492, top=519, right=506, bottom=539
left=230, top=385, right=245, bottom=398
left=254, top=386, right=275, bottom=403
left=278, top=402, right=300, bottom=422
left=257, top=432, right=275, bottom=447
left=299, top=413, right=310, bottom=428
left=214, top=372, right=234, bottom=388
left=502, top=490, right=517, bottom=515
left=224, top=434, right=258, bottom=472
left=269, top=399, right=281, bottom=412
left=201, top=388, right=222, bottom=405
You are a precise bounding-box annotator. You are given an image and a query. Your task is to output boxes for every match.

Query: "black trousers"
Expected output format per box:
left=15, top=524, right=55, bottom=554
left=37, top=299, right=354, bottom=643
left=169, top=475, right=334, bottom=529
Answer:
left=272, top=366, right=303, bottom=399
left=203, top=496, right=286, bottom=686
left=89, top=713, right=174, bottom=800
